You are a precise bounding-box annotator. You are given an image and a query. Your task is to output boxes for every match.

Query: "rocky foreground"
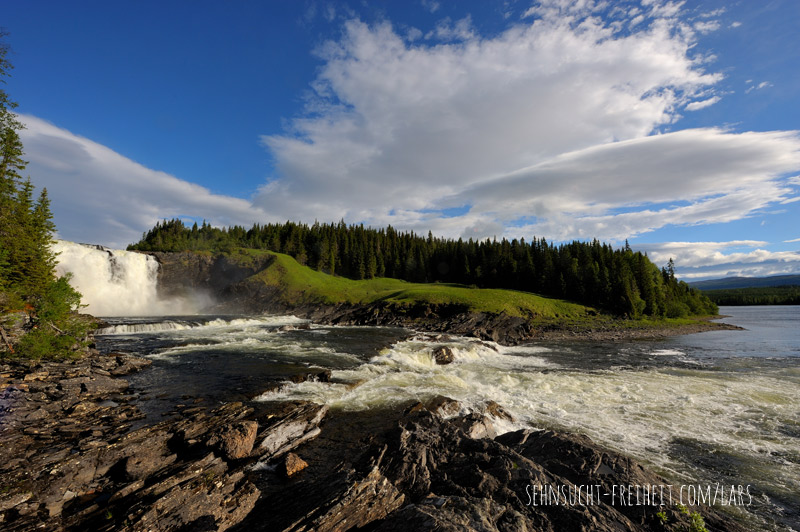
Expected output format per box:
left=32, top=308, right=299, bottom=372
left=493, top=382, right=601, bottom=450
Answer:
left=1, top=352, right=747, bottom=531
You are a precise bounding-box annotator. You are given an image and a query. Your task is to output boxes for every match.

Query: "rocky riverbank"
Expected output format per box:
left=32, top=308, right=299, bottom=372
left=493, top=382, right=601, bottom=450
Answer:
left=147, top=250, right=739, bottom=345
left=1, top=351, right=748, bottom=531
left=0, top=351, right=325, bottom=531
left=299, top=302, right=742, bottom=344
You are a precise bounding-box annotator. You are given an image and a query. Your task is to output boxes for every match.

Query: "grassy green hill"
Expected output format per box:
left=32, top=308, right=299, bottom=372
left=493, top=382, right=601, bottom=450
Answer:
left=239, top=249, right=595, bottom=320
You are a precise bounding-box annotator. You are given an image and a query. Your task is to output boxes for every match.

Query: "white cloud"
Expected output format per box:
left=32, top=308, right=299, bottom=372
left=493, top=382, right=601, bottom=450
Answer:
left=635, top=241, right=800, bottom=279
left=257, top=7, right=732, bottom=236
left=251, top=4, right=800, bottom=247
left=451, top=129, right=800, bottom=238
left=19, top=115, right=271, bottom=248
left=693, top=20, right=720, bottom=34
left=699, top=8, right=726, bottom=19
left=784, top=238, right=800, bottom=243
left=17, top=0, right=800, bottom=283
left=746, top=81, right=773, bottom=94
left=685, top=95, right=720, bottom=111
left=730, top=21, right=742, bottom=28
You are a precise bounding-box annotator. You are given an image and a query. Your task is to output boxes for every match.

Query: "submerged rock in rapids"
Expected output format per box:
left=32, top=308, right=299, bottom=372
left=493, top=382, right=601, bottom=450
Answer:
left=432, top=345, right=455, bottom=365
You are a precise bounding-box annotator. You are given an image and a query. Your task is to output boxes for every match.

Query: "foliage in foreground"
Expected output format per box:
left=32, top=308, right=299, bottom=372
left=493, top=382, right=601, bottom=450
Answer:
left=131, top=218, right=718, bottom=319
left=10, top=276, right=91, bottom=360
left=0, top=33, right=88, bottom=360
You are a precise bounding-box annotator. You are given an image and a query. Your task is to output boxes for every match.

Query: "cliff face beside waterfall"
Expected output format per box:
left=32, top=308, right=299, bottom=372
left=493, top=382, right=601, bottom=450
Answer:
left=53, top=243, right=276, bottom=316
left=144, top=251, right=275, bottom=312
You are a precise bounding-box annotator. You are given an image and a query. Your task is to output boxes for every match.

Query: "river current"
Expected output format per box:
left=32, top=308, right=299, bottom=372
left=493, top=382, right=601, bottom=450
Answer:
left=94, top=306, right=800, bottom=531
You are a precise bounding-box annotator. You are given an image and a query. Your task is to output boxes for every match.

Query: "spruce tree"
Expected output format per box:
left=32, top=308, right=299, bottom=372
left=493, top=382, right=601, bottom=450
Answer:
left=1, top=33, right=88, bottom=359
left=0, top=34, right=27, bottom=288
left=28, top=187, right=58, bottom=297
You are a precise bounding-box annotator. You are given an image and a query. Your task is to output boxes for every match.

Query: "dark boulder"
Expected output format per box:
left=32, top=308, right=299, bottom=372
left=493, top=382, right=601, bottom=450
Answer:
left=432, top=346, right=455, bottom=365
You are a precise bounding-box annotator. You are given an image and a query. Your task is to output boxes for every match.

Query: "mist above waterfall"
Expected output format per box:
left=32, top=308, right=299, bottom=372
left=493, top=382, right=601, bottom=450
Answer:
left=54, top=241, right=210, bottom=316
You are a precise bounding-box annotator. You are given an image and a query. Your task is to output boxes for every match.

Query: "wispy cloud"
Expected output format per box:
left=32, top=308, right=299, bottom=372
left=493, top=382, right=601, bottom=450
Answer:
left=448, top=129, right=800, bottom=240
left=425, top=15, right=476, bottom=41
left=746, top=81, right=773, bottom=94
left=420, top=0, right=440, bottom=14
left=685, top=96, right=720, bottom=111
left=693, top=20, right=720, bottom=34
left=637, top=241, right=800, bottom=279
left=19, top=115, right=271, bottom=248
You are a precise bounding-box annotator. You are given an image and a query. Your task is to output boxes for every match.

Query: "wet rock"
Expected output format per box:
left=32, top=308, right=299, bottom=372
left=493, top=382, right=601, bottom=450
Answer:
left=432, top=346, right=454, bottom=365
left=208, top=420, right=259, bottom=460
left=289, top=369, right=332, bottom=384
left=116, top=428, right=178, bottom=481
left=374, top=494, right=526, bottom=532
left=255, top=402, right=328, bottom=459
left=117, top=456, right=260, bottom=532
left=0, top=347, right=747, bottom=532
left=110, top=353, right=153, bottom=376
left=402, top=401, right=426, bottom=416
left=483, top=400, right=515, bottom=423
left=425, top=395, right=461, bottom=418
left=243, top=403, right=745, bottom=532
left=451, top=412, right=497, bottom=440
left=22, top=370, right=49, bottom=382
left=281, top=466, right=405, bottom=532
left=368, top=410, right=747, bottom=532
left=58, top=374, right=129, bottom=397
left=0, top=353, right=319, bottom=531
left=282, top=452, right=308, bottom=478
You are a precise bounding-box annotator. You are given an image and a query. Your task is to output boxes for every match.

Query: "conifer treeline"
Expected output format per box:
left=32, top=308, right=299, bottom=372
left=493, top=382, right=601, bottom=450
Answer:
left=129, top=218, right=717, bottom=318
left=1, top=33, right=88, bottom=359
left=0, top=33, right=57, bottom=303
left=703, top=285, right=800, bottom=306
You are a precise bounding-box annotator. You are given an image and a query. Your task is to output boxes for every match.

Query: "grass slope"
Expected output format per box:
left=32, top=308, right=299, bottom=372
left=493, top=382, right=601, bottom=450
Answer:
left=241, top=250, right=593, bottom=320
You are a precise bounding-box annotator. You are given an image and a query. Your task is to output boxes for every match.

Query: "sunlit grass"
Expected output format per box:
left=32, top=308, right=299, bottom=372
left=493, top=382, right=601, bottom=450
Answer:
left=240, top=250, right=593, bottom=319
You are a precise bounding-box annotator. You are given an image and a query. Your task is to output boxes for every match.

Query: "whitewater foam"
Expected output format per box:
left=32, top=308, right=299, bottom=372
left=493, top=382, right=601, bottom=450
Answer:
left=97, top=321, right=202, bottom=335
left=255, top=333, right=800, bottom=492
left=54, top=241, right=203, bottom=316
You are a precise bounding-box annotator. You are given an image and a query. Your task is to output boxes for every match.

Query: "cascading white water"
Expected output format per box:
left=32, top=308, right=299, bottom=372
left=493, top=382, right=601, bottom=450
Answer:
left=53, top=240, right=200, bottom=316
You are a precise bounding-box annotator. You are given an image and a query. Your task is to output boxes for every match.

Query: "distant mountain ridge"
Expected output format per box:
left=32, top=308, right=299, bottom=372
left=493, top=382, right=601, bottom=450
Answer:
left=690, top=275, right=800, bottom=290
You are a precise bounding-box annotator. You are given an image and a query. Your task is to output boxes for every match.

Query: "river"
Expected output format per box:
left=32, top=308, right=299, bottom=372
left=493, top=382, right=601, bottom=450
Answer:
left=94, top=306, right=800, bottom=530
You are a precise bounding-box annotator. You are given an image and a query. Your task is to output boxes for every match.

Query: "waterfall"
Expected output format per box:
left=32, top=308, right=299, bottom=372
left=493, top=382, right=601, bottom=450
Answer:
left=53, top=241, right=200, bottom=317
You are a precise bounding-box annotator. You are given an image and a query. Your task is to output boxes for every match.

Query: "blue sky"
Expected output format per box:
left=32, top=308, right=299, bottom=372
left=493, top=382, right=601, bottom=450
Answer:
left=3, top=0, right=800, bottom=280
